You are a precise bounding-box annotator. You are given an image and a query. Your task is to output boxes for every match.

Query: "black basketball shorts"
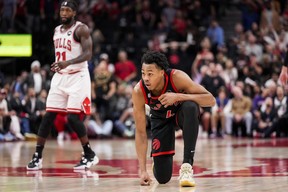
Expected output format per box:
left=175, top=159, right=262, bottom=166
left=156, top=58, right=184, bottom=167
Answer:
left=150, top=118, right=175, bottom=157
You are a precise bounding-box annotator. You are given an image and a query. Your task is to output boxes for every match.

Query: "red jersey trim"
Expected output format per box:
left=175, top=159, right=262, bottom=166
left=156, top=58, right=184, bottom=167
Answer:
left=152, top=150, right=175, bottom=157
left=140, top=81, right=149, bottom=104
left=170, top=69, right=179, bottom=93
left=150, top=72, right=169, bottom=99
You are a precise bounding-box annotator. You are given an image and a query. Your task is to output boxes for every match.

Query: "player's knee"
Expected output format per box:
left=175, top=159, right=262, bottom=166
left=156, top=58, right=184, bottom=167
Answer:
left=155, top=174, right=172, bottom=184
left=182, top=101, right=199, bottom=113
left=67, top=113, right=79, bottom=124
left=67, top=113, right=86, bottom=138
left=38, top=112, right=57, bottom=138
left=153, top=156, right=173, bottom=184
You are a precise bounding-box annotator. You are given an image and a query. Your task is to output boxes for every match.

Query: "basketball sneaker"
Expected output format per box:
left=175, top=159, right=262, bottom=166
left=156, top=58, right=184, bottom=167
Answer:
left=73, top=152, right=99, bottom=170
left=178, top=163, right=196, bottom=187
left=26, top=152, right=43, bottom=170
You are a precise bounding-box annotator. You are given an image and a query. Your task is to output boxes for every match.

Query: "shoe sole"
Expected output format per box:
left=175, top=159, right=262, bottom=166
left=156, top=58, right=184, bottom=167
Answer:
left=180, top=180, right=196, bottom=187
left=73, top=156, right=99, bottom=170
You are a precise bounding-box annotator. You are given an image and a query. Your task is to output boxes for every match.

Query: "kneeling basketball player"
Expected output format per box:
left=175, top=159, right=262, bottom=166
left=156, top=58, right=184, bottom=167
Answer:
left=132, top=51, right=215, bottom=187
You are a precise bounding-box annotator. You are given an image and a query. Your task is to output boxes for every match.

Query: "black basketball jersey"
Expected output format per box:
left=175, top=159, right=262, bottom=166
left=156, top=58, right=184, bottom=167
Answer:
left=140, top=69, right=182, bottom=120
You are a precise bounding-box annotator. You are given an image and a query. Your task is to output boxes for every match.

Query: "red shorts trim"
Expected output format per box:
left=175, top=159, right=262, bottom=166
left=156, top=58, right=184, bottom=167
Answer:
left=57, top=69, right=81, bottom=75
left=67, top=108, right=82, bottom=114
left=151, top=150, right=175, bottom=157
left=46, top=107, right=67, bottom=113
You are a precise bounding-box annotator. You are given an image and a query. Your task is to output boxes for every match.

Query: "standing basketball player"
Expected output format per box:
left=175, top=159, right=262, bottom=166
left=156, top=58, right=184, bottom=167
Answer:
left=27, top=0, right=98, bottom=170
left=132, top=51, right=215, bottom=187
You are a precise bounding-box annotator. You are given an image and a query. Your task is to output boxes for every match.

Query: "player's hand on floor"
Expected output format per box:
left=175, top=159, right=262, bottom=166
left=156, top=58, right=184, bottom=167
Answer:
left=140, top=172, right=152, bottom=186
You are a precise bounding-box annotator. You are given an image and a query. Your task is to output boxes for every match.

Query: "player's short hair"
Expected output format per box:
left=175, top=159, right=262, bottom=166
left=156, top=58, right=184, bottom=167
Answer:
left=141, top=50, right=169, bottom=71
left=60, top=0, right=79, bottom=12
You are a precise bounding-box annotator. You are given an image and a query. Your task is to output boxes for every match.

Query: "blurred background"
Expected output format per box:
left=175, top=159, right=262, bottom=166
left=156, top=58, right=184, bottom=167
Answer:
left=0, top=0, right=288, bottom=142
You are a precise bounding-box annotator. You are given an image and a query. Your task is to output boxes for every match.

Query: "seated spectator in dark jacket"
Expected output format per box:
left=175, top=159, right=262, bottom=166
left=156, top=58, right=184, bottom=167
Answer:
left=252, top=97, right=277, bottom=138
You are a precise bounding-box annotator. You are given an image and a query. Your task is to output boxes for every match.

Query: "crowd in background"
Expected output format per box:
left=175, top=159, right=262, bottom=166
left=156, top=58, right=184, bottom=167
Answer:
left=0, top=0, right=288, bottom=142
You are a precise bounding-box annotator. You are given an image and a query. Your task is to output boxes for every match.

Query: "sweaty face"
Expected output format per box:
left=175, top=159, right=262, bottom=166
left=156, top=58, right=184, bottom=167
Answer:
left=141, top=63, right=164, bottom=91
left=60, top=6, right=75, bottom=25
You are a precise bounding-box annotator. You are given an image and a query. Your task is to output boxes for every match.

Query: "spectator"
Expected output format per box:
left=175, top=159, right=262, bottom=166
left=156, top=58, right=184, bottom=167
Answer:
left=0, top=89, right=12, bottom=141
left=200, top=63, right=225, bottom=137
left=252, top=97, right=277, bottom=138
left=211, top=87, right=230, bottom=137
left=54, top=113, right=78, bottom=142
left=245, top=33, right=263, bottom=62
left=200, top=63, right=226, bottom=97
left=225, top=86, right=253, bottom=136
left=191, top=37, right=214, bottom=81
left=91, top=60, right=117, bottom=121
left=0, top=88, right=23, bottom=140
left=85, top=104, right=113, bottom=138
left=206, top=19, right=225, bottom=54
left=161, top=0, right=176, bottom=29
left=114, top=50, right=137, bottom=84
left=0, top=71, right=5, bottom=88
left=135, top=0, right=156, bottom=33
left=238, top=0, right=262, bottom=31
left=222, top=59, right=238, bottom=88
left=260, top=0, right=281, bottom=32
left=112, top=83, right=135, bottom=137
left=26, top=60, right=45, bottom=95
left=22, top=87, right=45, bottom=134
left=273, top=86, right=287, bottom=118
left=1, top=0, right=17, bottom=33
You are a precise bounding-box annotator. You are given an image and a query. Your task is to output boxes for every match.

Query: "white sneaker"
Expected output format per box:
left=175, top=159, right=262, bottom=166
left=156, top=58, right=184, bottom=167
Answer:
left=27, top=152, right=43, bottom=170
left=178, top=163, right=196, bottom=187
left=73, top=152, right=99, bottom=170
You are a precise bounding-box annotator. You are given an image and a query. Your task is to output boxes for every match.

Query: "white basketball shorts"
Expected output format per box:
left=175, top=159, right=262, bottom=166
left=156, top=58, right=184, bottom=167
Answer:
left=46, top=69, right=91, bottom=114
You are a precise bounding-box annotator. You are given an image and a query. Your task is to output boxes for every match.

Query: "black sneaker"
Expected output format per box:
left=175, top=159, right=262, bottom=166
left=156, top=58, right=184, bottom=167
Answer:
left=27, top=152, right=43, bottom=170
left=73, top=152, right=99, bottom=170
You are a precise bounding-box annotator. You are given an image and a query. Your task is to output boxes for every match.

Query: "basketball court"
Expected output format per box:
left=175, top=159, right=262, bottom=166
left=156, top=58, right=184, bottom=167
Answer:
left=0, top=137, right=287, bottom=192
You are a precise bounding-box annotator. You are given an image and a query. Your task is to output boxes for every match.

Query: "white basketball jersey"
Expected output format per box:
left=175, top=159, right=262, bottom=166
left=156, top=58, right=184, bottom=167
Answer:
left=53, top=21, right=87, bottom=73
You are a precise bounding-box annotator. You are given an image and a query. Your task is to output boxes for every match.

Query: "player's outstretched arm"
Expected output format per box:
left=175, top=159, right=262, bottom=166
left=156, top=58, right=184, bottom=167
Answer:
left=132, top=82, right=151, bottom=185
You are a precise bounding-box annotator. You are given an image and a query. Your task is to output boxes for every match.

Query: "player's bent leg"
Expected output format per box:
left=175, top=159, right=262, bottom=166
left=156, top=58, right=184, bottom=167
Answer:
left=177, top=101, right=198, bottom=187
left=177, top=101, right=199, bottom=165
left=153, top=155, right=173, bottom=184
left=27, top=112, right=58, bottom=170
left=67, top=113, right=99, bottom=169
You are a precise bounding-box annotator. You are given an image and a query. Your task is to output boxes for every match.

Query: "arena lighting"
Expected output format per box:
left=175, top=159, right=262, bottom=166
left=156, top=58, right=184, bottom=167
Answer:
left=0, top=34, right=32, bottom=57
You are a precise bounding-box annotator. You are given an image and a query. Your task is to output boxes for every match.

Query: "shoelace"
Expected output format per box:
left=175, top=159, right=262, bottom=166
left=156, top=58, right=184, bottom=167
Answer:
left=179, top=169, right=193, bottom=180
left=30, top=156, right=39, bottom=163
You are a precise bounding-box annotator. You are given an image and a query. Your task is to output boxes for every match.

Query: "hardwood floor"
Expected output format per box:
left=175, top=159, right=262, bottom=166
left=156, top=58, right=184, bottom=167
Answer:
left=0, top=137, right=287, bottom=192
